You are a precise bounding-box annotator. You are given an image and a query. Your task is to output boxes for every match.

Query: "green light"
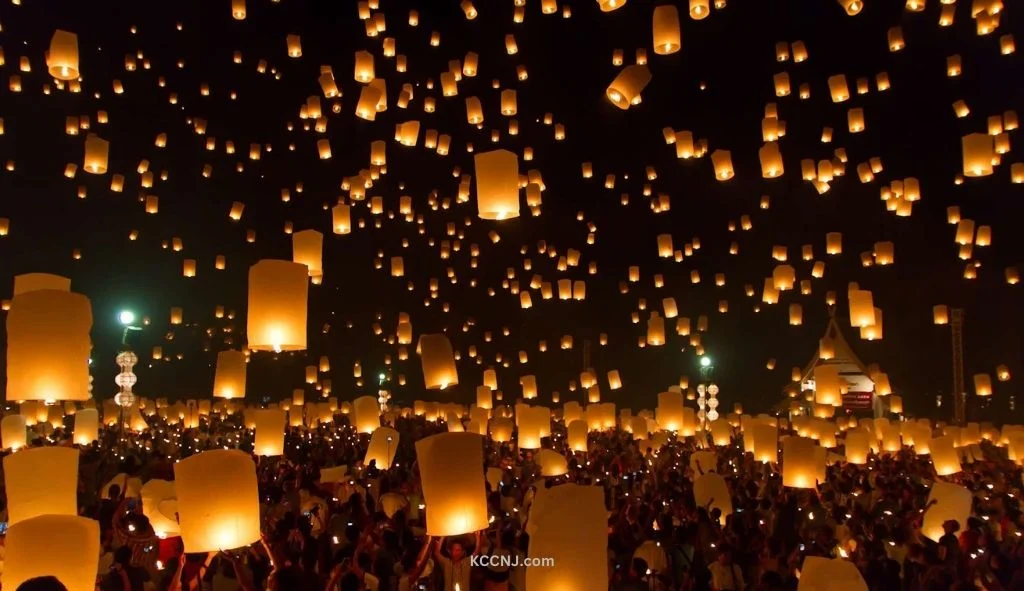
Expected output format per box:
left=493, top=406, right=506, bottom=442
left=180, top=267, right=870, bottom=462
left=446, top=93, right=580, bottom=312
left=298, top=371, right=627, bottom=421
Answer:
left=700, top=356, right=712, bottom=367
left=378, top=373, right=386, bottom=381
left=118, top=310, right=136, bottom=326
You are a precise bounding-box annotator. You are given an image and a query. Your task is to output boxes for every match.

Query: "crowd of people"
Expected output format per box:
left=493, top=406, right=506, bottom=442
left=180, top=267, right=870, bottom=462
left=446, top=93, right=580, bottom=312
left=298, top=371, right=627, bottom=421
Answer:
left=2, top=410, right=1024, bottom=591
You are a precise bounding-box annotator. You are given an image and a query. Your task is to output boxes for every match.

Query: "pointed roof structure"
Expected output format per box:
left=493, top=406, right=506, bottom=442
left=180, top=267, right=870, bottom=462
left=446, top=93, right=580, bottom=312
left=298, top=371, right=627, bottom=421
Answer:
left=798, top=306, right=874, bottom=392
left=779, top=307, right=876, bottom=413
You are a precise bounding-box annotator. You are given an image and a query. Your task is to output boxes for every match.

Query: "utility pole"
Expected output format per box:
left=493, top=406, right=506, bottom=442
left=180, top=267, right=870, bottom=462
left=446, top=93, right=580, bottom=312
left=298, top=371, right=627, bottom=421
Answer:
left=582, top=339, right=591, bottom=371
left=951, top=308, right=966, bottom=425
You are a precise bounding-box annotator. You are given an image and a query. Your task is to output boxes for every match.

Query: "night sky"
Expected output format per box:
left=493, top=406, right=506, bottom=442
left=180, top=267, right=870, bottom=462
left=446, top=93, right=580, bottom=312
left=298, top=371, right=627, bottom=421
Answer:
left=0, top=0, right=1022, bottom=420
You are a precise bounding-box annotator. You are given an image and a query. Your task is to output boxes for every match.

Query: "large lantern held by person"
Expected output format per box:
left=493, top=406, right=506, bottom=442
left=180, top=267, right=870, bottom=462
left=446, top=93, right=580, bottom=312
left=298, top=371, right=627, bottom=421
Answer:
left=253, top=409, right=286, bottom=456
left=3, top=446, right=79, bottom=525
left=782, top=436, right=818, bottom=489
left=6, top=289, right=92, bottom=401
left=474, top=149, right=520, bottom=220
left=525, top=484, right=608, bottom=591
left=247, top=260, right=308, bottom=352
left=415, top=433, right=489, bottom=536
left=1, top=514, right=100, bottom=591
left=365, top=427, right=399, bottom=468
left=174, top=449, right=260, bottom=552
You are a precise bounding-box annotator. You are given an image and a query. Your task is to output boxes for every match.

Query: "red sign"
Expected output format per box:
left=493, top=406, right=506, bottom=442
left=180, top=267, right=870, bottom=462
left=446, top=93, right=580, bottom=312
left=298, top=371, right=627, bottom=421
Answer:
left=843, top=391, right=873, bottom=409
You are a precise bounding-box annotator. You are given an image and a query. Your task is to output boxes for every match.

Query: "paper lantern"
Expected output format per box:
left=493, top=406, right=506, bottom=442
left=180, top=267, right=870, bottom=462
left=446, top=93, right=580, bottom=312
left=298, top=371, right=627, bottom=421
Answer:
left=689, top=0, right=710, bottom=19
left=647, top=312, right=666, bottom=346
left=1, top=515, right=99, bottom=591
left=814, top=365, right=841, bottom=406
left=860, top=308, right=883, bottom=340
left=3, top=446, right=79, bottom=525
left=798, top=557, right=867, bottom=591
left=566, top=419, right=588, bottom=452
left=1, top=414, right=27, bottom=450
left=13, top=273, right=71, bottom=295
left=490, top=417, right=513, bottom=442
left=537, top=449, right=568, bottom=477
left=174, top=450, right=260, bottom=552
left=415, top=433, right=488, bottom=536
left=139, top=479, right=179, bottom=538
left=82, top=134, right=110, bottom=174
left=930, top=434, right=961, bottom=475
left=232, top=0, right=246, bottom=19
left=475, top=149, right=520, bottom=220
left=752, top=424, right=778, bottom=463
left=655, top=391, right=684, bottom=431
left=759, top=142, right=784, bottom=178
left=292, top=229, right=323, bottom=278
left=606, top=65, right=652, bottom=109
left=354, top=50, right=375, bottom=82
left=350, top=395, right=379, bottom=434
left=522, top=484, right=606, bottom=590
left=837, top=0, right=863, bottom=15
left=711, top=150, right=735, bottom=180
left=365, top=427, right=399, bottom=469
left=653, top=5, right=681, bottom=55
left=251, top=409, right=285, bottom=456
left=73, top=408, right=98, bottom=445
left=286, top=34, right=302, bottom=57
left=848, top=290, right=875, bottom=327
left=921, top=481, right=971, bottom=542
left=520, top=374, right=538, bottom=399
left=694, top=474, right=732, bottom=524
left=419, top=334, right=459, bottom=389
left=782, top=436, right=819, bottom=488
left=213, top=350, right=247, bottom=399
left=974, top=373, right=992, bottom=396
left=842, top=429, right=869, bottom=464
left=6, top=290, right=92, bottom=401
left=356, top=85, right=383, bottom=120
left=962, top=133, right=994, bottom=177
left=247, top=260, right=308, bottom=352
left=47, top=30, right=80, bottom=80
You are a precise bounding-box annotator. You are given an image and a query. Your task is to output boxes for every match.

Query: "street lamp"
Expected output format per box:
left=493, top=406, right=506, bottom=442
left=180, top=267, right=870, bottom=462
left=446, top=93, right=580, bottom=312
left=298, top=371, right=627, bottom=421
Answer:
left=115, top=310, right=143, bottom=439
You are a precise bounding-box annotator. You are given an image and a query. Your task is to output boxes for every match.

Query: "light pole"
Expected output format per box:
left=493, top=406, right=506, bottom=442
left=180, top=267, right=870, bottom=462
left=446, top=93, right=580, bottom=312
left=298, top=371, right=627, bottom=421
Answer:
left=377, top=372, right=391, bottom=413
left=115, top=311, right=142, bottom=439
left=696, top=356, right=720, bottom=438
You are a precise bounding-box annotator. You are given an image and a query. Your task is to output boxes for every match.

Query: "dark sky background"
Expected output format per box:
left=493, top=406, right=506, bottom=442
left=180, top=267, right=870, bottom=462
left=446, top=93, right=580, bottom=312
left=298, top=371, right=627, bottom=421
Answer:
left=0, top=0, right=1021, bottom=421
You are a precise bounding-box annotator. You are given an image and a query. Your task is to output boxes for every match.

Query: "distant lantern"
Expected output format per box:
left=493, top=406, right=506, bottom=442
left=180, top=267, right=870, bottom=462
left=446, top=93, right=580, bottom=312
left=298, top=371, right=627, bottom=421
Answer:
left=3, top=447, right=79, bottom=525
left=286, top=34, right=302, bottom=57
left=213, top=350, right=247, bottom=399
left=933, top=304, right=949, bottom=325
left=47, top=30, right=80, bottom=81
left=332, top=204, right=351, bottom=235
left=475, top=149, right=520, bottom=220
left=419, top=334, right=459, bottom=389
left=292, top=229, right=324, bottom=278
left=759, top=143, right=784, bottom=178
left=353, top=396, right=381, bottom=434
left=247, top=260, right=308, bottom=352
left=174, top=449, right=260, bottom=552
left=415, top=433, right=489, bottom=536
left=647, top=312, right=666, bottom=346
left=848, top=107, right=865, bottom=132
left=962, top=133, right=994, bottom=177
left=606, top=65, right=652, bottom=109
left=83, top=134, right=109, bottom=174
left=653, top=6, right=681, bottom=55
left=711, top=150, right=734, bottom=180
left=2, top=515, right=100, bottom=591
left=837, top=0, right=863, bottom=15
left=6, top=290, right=92, bottom=402
left=828, top=75, right=850, bottom=102
left=466, top=96, right=484, bottom=124
left=689, top=0, right=710, bottom=19
left=974, top=374, right=993, bottom=396
left=232, top=0, right=246, bottom=19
